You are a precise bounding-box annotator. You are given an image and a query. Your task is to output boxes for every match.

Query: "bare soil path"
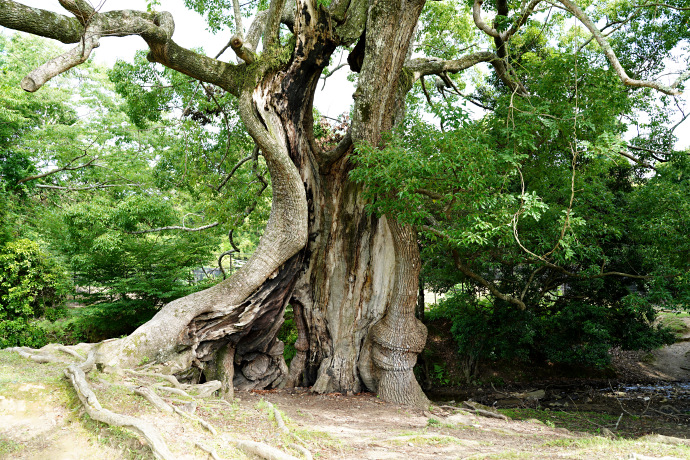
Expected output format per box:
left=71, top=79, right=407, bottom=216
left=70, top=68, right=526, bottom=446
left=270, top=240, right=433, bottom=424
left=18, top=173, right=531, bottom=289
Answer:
left=2, top=349, right=690, bottom=460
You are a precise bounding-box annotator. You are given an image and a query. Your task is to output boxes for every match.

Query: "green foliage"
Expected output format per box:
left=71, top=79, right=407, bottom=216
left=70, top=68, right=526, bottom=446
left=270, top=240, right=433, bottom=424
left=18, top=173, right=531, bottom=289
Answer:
left=0, top=319, right=48, bottom=349
left=277, top=306, right=298, bottom=366
left=0, top=238, right=69, bottom=347
left=0, top=239, right=69, bottom=322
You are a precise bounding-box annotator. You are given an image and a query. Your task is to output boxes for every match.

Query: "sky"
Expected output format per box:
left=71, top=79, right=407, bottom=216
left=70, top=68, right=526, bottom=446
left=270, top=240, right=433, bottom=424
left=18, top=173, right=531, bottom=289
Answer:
left=1, top=1, right=688, bottom=149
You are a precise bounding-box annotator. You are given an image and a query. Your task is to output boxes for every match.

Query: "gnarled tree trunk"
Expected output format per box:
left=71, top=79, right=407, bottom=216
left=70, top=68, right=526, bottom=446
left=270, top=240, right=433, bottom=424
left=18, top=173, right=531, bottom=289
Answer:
left=1, top=0, right=427, bottom=406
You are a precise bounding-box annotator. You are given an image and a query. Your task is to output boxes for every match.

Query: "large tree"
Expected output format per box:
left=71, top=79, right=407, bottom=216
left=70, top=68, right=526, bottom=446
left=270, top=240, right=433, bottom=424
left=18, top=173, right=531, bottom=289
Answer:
left=1, top=0, right=687, bottom=406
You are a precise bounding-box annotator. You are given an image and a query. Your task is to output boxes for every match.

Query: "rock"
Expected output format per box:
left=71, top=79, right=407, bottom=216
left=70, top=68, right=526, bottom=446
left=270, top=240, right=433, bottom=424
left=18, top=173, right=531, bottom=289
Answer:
left=524, top=390, right=545, bottom=400
left=600, top=427, right=616, bottom=439
left=445, top=413, right=473, bottom=425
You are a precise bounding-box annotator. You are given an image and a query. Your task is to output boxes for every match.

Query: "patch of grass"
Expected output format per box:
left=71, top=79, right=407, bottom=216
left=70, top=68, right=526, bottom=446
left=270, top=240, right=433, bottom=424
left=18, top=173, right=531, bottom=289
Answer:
left=0, top=350, right=65, bottom=386
left=80, top=417, right=155, bottom=460
left=658, top=314, right=689, bottom=337
left=290, top=427, right=344, bottom=450
left=427, top=417, right=441, bottom=426
left=472, top=450, right=530, bottom=459
left=0, top=436, right=24, bottom=456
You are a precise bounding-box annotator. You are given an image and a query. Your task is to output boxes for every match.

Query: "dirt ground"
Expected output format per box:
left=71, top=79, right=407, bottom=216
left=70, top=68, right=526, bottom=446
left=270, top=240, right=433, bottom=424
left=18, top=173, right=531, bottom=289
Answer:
left=627, top=317, right=690, bottom=381
left=2, top=345, right=690, bottom=460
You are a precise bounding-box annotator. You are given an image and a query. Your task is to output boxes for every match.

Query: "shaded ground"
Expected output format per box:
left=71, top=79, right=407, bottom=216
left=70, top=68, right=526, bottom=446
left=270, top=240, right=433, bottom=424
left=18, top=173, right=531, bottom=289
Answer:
left=2, top=349, right=690, bottom=460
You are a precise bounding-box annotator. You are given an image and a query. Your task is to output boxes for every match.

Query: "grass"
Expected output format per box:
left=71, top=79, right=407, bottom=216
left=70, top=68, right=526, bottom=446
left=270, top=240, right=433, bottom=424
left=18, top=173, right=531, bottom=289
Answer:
left=657, top=314, right=689, bottom=337
left=0, top=436, right=24, bottom=457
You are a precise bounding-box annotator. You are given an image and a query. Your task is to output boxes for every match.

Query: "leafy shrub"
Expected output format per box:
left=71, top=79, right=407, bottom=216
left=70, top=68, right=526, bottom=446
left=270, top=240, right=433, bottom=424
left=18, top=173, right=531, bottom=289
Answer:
left=0, top=319, right=48, bottom=349
left=277, top=306, right=298, bottom=365
left=428, top=293, right=534, bottom=382
left=428, top=289, right=675, bottom=380
left=0, top=239, right=70, bottom=348
left=0, top=239, right=70, bottom=320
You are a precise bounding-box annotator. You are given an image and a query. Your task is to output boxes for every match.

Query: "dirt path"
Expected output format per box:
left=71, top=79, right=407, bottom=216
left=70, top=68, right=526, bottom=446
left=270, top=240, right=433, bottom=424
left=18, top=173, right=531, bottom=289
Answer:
left=611, top=317, right=690, bottom=382
left=2, top=349, right=690, bottom=460
left=641, top=318, right=690, bottom=380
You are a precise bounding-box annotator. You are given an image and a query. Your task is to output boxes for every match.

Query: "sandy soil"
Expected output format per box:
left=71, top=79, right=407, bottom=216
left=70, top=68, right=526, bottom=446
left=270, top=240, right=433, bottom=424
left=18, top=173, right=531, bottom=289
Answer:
left=2, top=326, right=690, bottom=460
left=611, top=317, right=690, bottom=382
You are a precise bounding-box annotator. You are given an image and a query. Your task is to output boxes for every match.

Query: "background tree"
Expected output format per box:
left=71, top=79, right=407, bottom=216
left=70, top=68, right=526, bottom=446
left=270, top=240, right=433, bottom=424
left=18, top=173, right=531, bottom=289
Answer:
left=0, top=0, right=688, bottom=406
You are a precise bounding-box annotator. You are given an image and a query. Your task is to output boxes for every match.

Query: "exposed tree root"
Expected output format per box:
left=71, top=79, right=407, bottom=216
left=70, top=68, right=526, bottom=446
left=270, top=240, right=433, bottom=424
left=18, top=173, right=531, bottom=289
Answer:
left=267, top=401, right=289, bottom=433
left=10, top=344, right=316, bottom=460
left=172, top=405, right=218, bottom=435
left=462, top=401, right=509, bottom=420
left=125, top=369, right=184, bottom=388
left=264, top=401, right=313, bottom=459
left=65, top=364, right=176, bottom=460
left=195, top=442, right=222, bottom=460
left=134, top=386, right=174, bottom=414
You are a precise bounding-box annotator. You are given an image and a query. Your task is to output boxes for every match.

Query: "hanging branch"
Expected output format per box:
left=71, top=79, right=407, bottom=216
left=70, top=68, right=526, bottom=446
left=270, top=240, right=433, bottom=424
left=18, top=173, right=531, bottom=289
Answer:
left=17, top=153, right=100, bottom=184
left=557, top=0, right=685, bottom=95
left=217, top=149, right=256, bottom=191
left=36, top=183, right=142, bottom=191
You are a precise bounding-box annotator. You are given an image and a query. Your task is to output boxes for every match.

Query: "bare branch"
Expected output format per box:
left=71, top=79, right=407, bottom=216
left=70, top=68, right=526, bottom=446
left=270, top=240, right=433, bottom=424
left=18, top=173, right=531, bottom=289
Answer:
left=22, top=29, right=100, bottom=92
left=217, top=151, right=254, bottom=191
left=320, top=130, right=352, bottom=168
left=472, top=0, right=501, bottom=39
left=36, top=183, right=141, bottom=191
left=230, top=34, right=257, bottom=64
left=617, top=150, right=657, bottom=170
left=0, top=2, right=245, bottom=96
left=263, top=0, right=288, bottom=49
left=0, top=1, right=83, bottom=43
left=57, top=0, right=95, bottom=25
left=407, top=52, right=528, bottom=96
left=127, top=222, right=219, bottom=234
left=18, top=154, right=96, bottom=183
left=558, top=0, right=682, bottom=95
left=231, top=0, right=244, bottom=34
left=502, top=0, right=543, bottom=42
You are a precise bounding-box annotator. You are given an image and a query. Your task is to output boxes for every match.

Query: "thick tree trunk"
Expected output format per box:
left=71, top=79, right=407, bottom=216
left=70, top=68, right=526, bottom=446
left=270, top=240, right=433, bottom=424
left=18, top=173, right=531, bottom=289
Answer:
left=4, top=0, right=430, bottom=406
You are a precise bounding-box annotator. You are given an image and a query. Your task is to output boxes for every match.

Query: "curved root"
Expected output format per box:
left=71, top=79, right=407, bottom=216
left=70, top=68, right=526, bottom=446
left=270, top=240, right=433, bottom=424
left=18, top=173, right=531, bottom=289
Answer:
left=65, top=364, right=176, bottom=460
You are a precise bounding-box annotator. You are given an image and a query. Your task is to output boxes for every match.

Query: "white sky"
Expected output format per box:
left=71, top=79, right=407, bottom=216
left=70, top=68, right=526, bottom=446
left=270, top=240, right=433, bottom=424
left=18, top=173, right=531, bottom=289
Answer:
left=1, top=1, right=687, bottom=148
left=1, top=0, right=353, bottom=117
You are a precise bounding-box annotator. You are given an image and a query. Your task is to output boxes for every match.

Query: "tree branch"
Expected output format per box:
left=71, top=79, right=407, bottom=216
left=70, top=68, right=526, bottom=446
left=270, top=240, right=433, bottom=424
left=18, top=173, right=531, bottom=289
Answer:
left=0, top=1, right=83, bottom=43
left=558, top=0, right=683, bottom=95
left=127, top=222, right=219, bottom=234
left=450, top=248, right=527, bottom=310
left=17, top=154, right=96, bottom=183
left=617, top=150, right=656, bottom=170
left=36, top=183, right=141, bottom=191
left=406, top=52, right=528, bottom=96
left=0, top=2, right=245, bottom=96
left=263, top=0, right=288, bottom=49
left=217, top=151, right=254, bottom=191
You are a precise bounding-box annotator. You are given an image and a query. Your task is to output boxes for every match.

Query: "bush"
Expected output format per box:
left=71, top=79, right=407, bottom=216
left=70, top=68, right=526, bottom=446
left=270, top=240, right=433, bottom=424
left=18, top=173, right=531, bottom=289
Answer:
left=0, top=238, right=69, bottom=347
left=428, top=289, right=675, bottom=380
left=0, top=319, right=48, bottom=349
left=428, top=293, right=534, bottom=382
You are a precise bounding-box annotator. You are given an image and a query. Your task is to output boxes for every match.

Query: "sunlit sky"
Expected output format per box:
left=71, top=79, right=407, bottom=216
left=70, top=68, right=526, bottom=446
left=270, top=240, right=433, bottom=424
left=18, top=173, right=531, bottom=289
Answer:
left=2, top=0, right=688, bottom=149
